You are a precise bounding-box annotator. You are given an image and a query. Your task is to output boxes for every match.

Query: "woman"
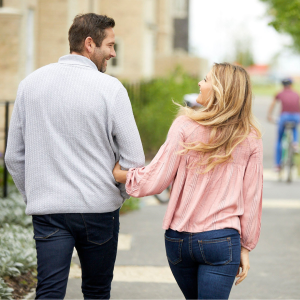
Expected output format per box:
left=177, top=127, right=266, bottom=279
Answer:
left=113, top=63, right=263, bottom=300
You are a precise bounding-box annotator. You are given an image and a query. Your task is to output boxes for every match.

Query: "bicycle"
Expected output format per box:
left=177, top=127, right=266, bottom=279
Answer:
left=279, top=121, right=297, bottom=183
left=154, top=185, right=171, bottom=203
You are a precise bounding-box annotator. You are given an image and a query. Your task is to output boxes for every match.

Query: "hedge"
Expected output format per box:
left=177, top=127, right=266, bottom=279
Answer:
left=124, top=67, right=199, bottom=158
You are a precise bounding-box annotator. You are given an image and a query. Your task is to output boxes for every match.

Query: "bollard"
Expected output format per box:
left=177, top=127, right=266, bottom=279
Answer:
left=3, top=102, right=9, bottom=198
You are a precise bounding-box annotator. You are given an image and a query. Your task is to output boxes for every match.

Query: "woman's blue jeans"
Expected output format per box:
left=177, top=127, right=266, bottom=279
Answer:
left=276, top=113, right=300, bottom=166
left=165, top=228, right=241, bottom=299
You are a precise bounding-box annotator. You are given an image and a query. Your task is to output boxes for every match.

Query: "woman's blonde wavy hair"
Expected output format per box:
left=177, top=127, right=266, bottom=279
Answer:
left=177, top=62, right=261, bottom=173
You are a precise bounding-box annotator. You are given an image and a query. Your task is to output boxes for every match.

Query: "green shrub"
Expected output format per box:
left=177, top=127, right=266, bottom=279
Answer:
left=120, top=197, right=140, bottom=214
left=0, top=194, right=36, bottom=299
left=0, top=193, right=31, bottom=227
left=124, top=68, right=199, bottom=158
left=0, top=224, right=36, bottom=278
left=0, top=278, right=13, bottom=300
left=0, top=165, right=14, bottom=187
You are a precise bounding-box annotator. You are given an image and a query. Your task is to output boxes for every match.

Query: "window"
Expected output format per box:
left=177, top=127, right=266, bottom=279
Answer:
left=173, top=0, right=188, bottom=19
left=111, top=43, right=118, bottom=67
left=107, top=38, right=123, bottom=76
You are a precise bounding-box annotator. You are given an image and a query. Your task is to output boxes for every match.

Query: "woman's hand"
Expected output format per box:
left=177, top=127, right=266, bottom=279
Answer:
left=235, top=246, right=250, bottom=285
left=113, top=162, right=128, bottom=184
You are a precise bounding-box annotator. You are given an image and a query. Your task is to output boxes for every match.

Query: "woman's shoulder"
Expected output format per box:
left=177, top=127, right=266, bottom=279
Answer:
left=245, top=128, right=263, bottom=153
left=173, top=115, right=205, bottom=129
left=173, top=114, right=192, bottom=123
left=172, top=115, right=206, bottom=137
left=247, top=128, right=262, bottom=140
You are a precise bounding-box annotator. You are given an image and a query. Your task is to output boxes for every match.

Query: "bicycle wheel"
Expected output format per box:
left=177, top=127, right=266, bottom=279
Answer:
left=154, top=187, right=170, bottom=203
left=279, top=133, right=288, bottom=181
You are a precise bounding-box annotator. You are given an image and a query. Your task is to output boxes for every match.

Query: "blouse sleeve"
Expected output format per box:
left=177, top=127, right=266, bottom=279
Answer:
left=125, top=116, right=185, bottom=198
left=240, top=138, right=263, bottom=251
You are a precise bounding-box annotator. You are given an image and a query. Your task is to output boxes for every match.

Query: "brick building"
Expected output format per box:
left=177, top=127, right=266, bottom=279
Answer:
left=0, top=0, right=207, bottom=152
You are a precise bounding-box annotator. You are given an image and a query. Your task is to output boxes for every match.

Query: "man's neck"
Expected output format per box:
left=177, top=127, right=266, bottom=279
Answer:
left=70, top=52, right=91, bottom=60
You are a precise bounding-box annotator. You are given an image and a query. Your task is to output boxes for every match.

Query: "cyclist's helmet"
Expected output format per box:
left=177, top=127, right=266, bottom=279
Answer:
left=281, top=78, right=293, bottom=86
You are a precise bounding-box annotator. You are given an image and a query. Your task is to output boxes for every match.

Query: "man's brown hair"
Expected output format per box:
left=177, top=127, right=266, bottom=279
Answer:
left=68, top=13, right=115, bottom=53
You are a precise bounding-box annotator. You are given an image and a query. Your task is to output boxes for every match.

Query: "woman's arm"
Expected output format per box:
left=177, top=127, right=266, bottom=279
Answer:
left=240, top=138, right=263, bottom=251
left=116, top=116, right=187, bottom=198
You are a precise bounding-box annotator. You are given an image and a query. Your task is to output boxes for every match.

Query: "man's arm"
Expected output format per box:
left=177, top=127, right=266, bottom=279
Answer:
left=112, top=86, right=145, bottom=169
left=111, top=86, right=145, bottom=199
left=4, top=82, right=27, bottom=203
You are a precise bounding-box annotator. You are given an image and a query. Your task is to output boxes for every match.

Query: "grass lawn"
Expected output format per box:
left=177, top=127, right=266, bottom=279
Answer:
left=295, top=154, right=300, bottom=175
left=252, top=82, right=300, bottom=97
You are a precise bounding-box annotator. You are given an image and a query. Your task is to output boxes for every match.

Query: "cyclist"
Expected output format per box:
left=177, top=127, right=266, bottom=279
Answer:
left=267, top=78, right=300, bottom=171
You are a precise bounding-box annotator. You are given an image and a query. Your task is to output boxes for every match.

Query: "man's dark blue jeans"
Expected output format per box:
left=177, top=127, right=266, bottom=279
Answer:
left=32, top=209, right=120, bottom=299
left=165, top=228, right=241, bottom=299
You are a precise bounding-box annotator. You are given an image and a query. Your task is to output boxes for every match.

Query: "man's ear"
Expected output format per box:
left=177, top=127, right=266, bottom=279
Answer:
left=84, top=37, right=95, bottom=54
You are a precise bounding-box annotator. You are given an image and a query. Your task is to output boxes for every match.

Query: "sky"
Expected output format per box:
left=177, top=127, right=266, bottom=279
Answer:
left=189, top=0, right=300, bottom=76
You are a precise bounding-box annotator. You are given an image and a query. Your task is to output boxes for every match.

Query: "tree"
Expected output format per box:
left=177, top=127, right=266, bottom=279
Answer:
left=234, top=39, right=255, bottom=67
left=260, top=0, right=300, bottom=52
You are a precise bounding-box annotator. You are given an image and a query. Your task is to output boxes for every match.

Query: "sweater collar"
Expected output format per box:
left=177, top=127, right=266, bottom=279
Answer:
left=58, top=54, right=98, bottom=71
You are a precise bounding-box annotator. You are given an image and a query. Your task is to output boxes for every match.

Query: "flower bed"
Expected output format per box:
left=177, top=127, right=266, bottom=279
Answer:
left=0, top=193, right=37, bottom=299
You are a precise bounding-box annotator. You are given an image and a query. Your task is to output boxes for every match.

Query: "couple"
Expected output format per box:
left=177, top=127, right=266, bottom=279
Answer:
left=5, top=13, right=263, bottom=300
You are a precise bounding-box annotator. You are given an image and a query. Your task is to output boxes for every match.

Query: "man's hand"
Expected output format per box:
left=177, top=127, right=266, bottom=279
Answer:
left=235, top=246, right=250, bottom=285
left=113, top=162, right=128, bottom=184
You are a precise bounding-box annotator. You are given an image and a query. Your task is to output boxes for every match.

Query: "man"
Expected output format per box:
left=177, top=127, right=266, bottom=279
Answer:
left=5, top=13, right=145, bottom=299
left=267, top=78, right=300, bottom=170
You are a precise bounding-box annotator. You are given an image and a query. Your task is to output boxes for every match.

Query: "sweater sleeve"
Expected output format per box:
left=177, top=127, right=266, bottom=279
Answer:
left=112, top=86, right=145, bottom=199
left=240, top=138, right=263, bottom=251
left=4, top=82, right=27, bottom=203
left=125, top=116, right=185, bottom=198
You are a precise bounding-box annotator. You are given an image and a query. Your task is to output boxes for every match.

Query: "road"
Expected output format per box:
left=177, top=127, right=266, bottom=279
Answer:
left=66, top=96, right=300, bottom=299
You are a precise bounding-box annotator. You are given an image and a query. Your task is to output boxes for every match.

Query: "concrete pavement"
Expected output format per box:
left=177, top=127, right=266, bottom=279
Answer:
left=65, top=96, right=300, bottom=299
left=66, top=194, right=300, bottom=299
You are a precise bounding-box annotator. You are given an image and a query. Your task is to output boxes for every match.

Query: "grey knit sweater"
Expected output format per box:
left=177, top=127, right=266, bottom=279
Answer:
left=5, top=54, right=145, bottom=215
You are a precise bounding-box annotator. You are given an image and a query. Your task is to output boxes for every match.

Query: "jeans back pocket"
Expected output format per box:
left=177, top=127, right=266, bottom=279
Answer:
left=32, top=215, right=59, bottom=239
left=165, top=235, right=183, bottom=265
left=198, top=237, right=232, bottom=266
left=81, top=213, right=114, bottom=246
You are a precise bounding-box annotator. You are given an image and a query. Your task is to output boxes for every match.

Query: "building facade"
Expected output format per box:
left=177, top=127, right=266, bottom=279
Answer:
left=0, top=0, right=208, bottom=152
left=0, top=0, right=207, bottom=94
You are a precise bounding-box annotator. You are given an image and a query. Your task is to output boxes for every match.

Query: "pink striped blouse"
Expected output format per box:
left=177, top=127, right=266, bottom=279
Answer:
left=126, top=116, right=263, bottom=251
